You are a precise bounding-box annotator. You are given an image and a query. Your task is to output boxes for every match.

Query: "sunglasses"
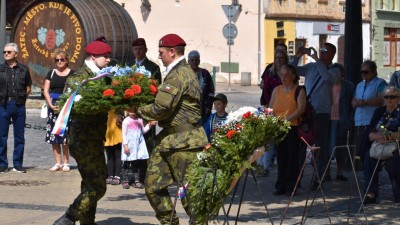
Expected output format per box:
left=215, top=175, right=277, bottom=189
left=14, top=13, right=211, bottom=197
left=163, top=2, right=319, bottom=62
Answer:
left=54, top=58, right=66, bottom=62
left=361, top=70, right=370, bottom=74
left=383, top=95, right=398, bottom=99
left=319, top=48, right=328, bottom=54
left=3, top=51, right=14, bottom=54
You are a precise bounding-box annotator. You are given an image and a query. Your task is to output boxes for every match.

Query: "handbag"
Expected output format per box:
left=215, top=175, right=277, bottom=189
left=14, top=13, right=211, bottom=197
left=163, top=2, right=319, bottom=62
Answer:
left=40, top=69, right=56, bottom=119
left=295, top=76, right=321, bottom=145
left=40, top=102, right=48, bottom=118
left=369, top=140, right=399, bottom=160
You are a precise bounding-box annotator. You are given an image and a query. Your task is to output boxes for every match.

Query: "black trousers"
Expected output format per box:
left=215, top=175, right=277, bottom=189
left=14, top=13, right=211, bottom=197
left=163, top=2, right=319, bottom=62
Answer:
left=276, top=126, right=300, bottom=193
left=105, top=144, right=122, bottom=178
left=122, top=160, right=146, bottom=183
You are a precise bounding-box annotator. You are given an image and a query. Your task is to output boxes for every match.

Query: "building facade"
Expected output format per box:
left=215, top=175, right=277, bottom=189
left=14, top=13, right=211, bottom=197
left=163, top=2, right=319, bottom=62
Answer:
left=371, top=0, right=400, bottom=79
left=114, top=0, right=265, bottom=85
left=264, top=0, right=370, bottom=67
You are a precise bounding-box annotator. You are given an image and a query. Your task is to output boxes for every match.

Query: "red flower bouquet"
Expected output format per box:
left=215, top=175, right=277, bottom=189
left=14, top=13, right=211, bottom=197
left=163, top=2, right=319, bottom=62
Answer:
left=59, top=65, right=159, bottom=115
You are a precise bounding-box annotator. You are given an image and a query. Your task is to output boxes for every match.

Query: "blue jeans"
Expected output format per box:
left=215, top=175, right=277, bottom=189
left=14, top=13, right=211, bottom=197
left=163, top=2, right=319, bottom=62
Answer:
left=261, top=144, right=276, bottom=171
left=0, top=101, right=26, bottom=168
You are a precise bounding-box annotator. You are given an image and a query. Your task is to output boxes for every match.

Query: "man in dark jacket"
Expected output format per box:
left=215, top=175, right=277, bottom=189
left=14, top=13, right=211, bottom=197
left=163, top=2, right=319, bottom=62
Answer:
left=128, top=38, right=162, bottom=84
left=128, top=37, right=162, bottom=183
left=0, top=42, right=32, bottom=174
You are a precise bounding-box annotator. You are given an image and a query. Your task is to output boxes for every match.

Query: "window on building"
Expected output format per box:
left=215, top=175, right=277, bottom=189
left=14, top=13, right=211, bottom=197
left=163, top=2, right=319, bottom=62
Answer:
left=383, top=28, right=400, bottom=67
left=274, top=38, right=286, bottom=49
left=380, top=0, right=400, bottom=10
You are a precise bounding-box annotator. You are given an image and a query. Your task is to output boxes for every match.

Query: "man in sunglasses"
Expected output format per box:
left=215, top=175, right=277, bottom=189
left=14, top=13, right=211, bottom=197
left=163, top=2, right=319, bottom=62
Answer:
left=54, top=39, right=112, bottom=225
left=0, top=42, right=32, bottom=174
left=291, top=43, right=340, bottom=191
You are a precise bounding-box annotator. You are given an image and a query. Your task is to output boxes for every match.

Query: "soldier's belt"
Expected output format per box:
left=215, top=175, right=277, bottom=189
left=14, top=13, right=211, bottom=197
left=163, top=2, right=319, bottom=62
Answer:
left=165, top=123, right=198, bottom=135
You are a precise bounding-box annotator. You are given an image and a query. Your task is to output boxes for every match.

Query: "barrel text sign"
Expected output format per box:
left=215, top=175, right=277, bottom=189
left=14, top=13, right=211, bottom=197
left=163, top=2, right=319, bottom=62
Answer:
left=14, top=1, right=85, bottom=87
left=12, top=0, right=137, bottom=88
left=20, top=2, right=83, bottom=63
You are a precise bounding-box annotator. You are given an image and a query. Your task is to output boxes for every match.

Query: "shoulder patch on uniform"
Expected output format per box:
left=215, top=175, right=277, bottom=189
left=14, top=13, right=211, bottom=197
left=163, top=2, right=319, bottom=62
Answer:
left=164, top=85, right=171, bottom=91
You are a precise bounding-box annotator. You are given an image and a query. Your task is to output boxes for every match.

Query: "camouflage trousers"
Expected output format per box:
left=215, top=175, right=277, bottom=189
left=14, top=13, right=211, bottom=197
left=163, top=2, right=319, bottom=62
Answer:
left=145, top=148, right=201, bottom=225
left=65, top=119, right=107, bottom=225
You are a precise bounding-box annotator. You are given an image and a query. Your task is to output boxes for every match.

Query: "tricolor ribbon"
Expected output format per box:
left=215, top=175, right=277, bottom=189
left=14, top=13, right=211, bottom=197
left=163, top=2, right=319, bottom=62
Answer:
left=177, top=182, right=189, bottom=199
left=88, top=72, right=111, bottom=81
left=51, top=72, right=112, bottom=135
left=51, top=89, right=78, bottom=135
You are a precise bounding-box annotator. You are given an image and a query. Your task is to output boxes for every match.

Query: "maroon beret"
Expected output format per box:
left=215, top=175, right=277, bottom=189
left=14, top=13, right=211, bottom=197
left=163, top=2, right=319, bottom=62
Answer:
left=132, top=38, right=147, bottom=47
left=85, top=41, right=112, bottom=55
left=159, top=34, right=186, bottom=47
left=95, top=36, right=107, bottom=43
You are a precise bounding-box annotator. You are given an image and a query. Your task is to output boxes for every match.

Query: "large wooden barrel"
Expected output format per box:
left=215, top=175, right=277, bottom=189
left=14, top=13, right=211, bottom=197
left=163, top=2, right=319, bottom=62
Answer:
left=11, top=0, right=137, bottom=88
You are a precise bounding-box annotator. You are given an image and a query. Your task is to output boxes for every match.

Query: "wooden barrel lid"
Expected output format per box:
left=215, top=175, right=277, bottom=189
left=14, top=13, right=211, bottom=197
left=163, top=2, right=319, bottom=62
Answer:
left=11, top=0, right=137, bottom=88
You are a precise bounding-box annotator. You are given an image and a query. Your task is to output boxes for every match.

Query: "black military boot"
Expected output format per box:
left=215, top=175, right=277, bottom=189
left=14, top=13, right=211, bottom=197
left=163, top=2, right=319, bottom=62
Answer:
left=53, top=214, right=75, bottom=225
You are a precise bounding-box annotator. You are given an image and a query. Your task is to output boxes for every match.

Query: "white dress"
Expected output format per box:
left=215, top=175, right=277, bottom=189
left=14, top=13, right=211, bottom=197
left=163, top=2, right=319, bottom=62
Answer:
left=121, top=117, right=150, bottom=161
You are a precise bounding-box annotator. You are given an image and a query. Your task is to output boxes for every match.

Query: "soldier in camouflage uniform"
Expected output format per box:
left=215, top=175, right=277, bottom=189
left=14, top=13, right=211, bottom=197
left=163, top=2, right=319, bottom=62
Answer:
left=53, top=40, right=112, bottom=225
left=136, top=34, right=208, bottom=225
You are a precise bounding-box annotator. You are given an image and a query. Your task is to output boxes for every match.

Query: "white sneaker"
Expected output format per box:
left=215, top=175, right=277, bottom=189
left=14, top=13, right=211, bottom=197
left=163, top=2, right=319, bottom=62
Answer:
left=62, top=164, right=70, bottom=172
left=49, top=164, right=62, bottom=172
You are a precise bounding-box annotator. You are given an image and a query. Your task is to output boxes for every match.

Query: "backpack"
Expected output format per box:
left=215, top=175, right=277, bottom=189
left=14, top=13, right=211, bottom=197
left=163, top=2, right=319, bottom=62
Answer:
left=295, top=86, right=318, bottom=146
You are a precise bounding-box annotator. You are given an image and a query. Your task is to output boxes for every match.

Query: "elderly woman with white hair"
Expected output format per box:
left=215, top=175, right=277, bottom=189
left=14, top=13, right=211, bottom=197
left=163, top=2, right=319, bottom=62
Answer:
left=188, top=50, right=215, bottom=125
left=363, top=85, right=400, bottom=204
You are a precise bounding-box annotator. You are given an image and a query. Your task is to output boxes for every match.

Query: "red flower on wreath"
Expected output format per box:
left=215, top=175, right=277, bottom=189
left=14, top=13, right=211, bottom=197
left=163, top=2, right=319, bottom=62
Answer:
left=131, top=84, right=142, bottom=94
left=226, top=130, right=238, bottom=139
left=149, top=84, right=158, bottom=95
left=103, top=89, right=115, bottom=97
left=124, top=89, right=136, bottom=99
left=111, top=80, right=119, bottom=86
left=242, top=111, right=252, bottom=119
left=128, top=77, right=136, bottom=83
left=150, top=79, right=158, bottom=85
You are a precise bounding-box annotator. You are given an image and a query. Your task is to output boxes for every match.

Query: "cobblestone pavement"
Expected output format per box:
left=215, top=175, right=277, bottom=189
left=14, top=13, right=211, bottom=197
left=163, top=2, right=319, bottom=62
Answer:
left=1, top=83, right=400, bottom=224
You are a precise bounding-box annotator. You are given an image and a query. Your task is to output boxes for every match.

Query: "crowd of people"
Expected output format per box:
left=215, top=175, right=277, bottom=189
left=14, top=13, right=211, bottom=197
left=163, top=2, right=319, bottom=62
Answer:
left=258, top=42, right=400, bottom=206
left=2, top=35, right=400, bottom=224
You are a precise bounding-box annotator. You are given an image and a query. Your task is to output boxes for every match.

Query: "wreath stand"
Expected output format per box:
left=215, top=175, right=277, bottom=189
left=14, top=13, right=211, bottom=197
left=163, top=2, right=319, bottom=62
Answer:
left=280, top=134, right=368, bottom=225
left=223, top=167, right=275, bottom=225
left=277, top=137, right=332, bottom=225
left=179, top=149, right=230, bottom=225
left=186, top=147, right=274, bottom=225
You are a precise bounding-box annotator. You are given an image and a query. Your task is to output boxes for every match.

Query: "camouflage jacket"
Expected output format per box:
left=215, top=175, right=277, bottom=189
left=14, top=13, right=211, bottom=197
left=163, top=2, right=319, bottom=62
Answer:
left=137, top=59, right=208, bottom=152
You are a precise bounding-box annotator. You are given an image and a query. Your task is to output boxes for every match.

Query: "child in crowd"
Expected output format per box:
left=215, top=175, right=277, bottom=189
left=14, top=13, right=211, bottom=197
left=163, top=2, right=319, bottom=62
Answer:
left=121, top=110, right=156, bottom=189
left=204, top=93, right=229, bottom=142
left=105, top=109, right=124, bottom=185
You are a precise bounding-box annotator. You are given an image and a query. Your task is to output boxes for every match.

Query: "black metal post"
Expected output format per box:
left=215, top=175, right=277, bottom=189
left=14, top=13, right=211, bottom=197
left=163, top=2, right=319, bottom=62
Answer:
left=344, top=0, right=363, bottom=86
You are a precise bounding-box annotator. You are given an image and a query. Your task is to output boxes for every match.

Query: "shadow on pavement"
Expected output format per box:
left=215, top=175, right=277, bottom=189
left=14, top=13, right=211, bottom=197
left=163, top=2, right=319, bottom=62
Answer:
left=97, top=217, right=155, bottom=225
left=106, top=193, right=148, bottom=202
